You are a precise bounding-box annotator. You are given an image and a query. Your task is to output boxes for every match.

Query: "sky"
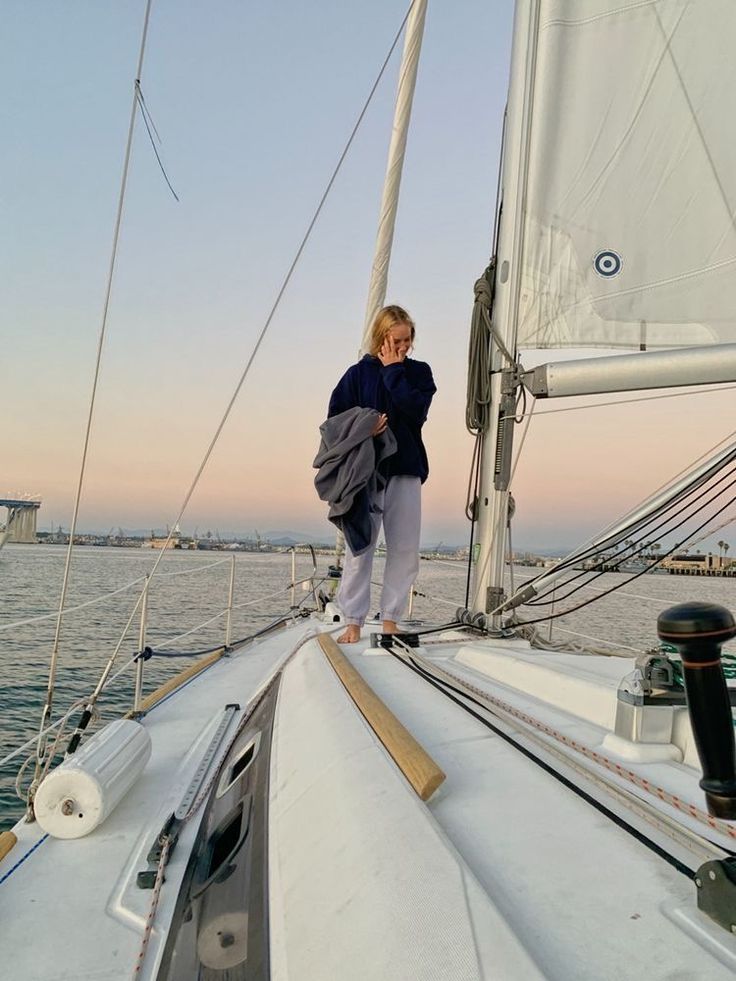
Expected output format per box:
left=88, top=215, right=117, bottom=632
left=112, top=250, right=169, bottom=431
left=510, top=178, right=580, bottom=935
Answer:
left=3, top=1, right=736, bottom=551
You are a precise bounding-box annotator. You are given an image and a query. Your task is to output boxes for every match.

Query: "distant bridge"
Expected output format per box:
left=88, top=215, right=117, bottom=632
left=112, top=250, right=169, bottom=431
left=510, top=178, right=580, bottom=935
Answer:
left=0, top=498, right=41, bottom=543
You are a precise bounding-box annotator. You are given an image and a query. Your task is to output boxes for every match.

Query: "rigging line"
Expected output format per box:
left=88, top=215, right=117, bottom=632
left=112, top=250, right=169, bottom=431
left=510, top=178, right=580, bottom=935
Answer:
left=0, top=574, right=147, bottom=632
left=528, top=460, right=736, bottom=601
left=527, top=467, right=736, bottom=603
left=419, top=558, right=466, bottom=569
left=512, top=490, right=736, bottom=627
left=4, top=652, right=141, bottom=770
left=1, top=700, right=86, bottom=768
left=393, top=648, right=698, bottom=875
left=135, top=81, right=179, bottom=201
left=55, top=5, right=416, bottom=759
left=230, top=583, right=298, bottom=611
left=463, top=432, right=482, bottom=608
left=134, top=81, right=162, bottom=143
left=127, top=0, right=417, bottom=588
left=469, top=396, right=536, bottom=613
left=70, top=586, right=146, bottom=721
left=551, top=625, right=646, bottom=655
left=527, top=479, right=736, bottom=610
left=152, top=610, right=227, bottom=649
left=34, top=0, right=156, bottom=789
left=506, top=384, right=736, bottom=420
left=517, top=442, right=736, bottom=590
left=155, top=557, right=231, bottom=577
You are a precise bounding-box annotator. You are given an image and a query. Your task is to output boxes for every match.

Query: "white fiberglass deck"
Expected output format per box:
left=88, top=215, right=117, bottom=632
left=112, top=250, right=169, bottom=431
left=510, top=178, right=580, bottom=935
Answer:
left=1, top=618, right=735, bottom=979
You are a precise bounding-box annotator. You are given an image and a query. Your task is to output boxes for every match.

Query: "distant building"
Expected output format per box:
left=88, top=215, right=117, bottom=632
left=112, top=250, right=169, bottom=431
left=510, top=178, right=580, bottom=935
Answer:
left=662, top=553, right=732, bottom=574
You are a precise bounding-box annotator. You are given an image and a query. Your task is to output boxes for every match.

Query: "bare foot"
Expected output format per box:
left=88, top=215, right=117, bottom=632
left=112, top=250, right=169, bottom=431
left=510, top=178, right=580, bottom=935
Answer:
left=382, top=620, right=398, bottom=635
left=337, top=624, right=361, bottom=644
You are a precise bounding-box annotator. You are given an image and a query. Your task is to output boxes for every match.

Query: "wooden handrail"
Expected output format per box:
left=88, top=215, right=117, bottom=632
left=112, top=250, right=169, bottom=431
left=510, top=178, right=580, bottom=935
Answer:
left=318, top=633, right=445, bottom=801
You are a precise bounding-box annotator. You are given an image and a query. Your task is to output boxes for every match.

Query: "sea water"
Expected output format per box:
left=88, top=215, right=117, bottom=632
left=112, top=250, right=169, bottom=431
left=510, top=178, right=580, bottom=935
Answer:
left=2, top=543, right=735, bottom=830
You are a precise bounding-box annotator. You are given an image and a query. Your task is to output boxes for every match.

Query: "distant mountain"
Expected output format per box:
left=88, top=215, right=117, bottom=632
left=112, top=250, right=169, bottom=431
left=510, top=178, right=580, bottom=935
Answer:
left=263, top=531, right=332, bottom=546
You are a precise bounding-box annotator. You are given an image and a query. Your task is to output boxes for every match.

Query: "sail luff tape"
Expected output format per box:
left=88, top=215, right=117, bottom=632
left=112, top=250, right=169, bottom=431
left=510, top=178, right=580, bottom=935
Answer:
left=317, top=632, right=446, bottom=801
left=0, top=831, right=17, bottom=863
left=33, top=719, right=151, bottom=839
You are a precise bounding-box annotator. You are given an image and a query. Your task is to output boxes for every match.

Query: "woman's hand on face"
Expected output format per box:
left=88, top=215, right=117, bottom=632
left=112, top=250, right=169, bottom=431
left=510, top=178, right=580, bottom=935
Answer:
left=371, top=413, right=388, bottom=437
left=378, top=335, right=405, bottom=366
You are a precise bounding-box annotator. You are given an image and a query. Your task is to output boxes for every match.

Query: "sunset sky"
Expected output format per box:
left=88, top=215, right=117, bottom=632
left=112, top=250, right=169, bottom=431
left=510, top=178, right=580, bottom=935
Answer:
left=4, top=1, right=735, bottom=551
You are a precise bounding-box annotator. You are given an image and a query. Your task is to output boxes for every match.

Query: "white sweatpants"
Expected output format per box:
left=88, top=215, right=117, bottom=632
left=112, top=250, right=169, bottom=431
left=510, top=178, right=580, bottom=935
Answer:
left=337, top=475, right=421, bottom=626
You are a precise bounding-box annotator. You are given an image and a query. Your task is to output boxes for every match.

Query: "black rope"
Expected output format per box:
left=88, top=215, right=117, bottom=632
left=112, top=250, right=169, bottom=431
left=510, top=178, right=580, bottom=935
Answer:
left=135, top=81, right=180, bottom=202
left=393, top=650, right=695, bottom=879
left=464, top=433, right=483, bottom=608
left=525, top=474, right=736, bottom=616
left=521, top=449, right=736, bottom=595
left=513, top=453, right=736, bottom=624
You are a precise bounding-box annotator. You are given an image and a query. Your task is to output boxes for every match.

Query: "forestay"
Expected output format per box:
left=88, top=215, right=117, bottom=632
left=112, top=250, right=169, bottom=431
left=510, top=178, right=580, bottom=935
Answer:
left=512, top=0, right=736, bottom=351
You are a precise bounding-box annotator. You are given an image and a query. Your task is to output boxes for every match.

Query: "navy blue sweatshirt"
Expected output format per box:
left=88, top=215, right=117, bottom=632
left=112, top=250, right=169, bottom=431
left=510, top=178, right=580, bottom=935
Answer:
left=328, top=354, right=436, bottom=483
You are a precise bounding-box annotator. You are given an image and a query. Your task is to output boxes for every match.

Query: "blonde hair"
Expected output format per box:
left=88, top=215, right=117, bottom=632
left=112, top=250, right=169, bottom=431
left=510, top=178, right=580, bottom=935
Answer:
left=367, top=305, right=415, bottom=356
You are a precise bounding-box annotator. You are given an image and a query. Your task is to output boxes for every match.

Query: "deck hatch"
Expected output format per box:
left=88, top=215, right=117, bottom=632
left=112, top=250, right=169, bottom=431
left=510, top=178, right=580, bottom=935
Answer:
left=216, top=732, right=261, bottom=799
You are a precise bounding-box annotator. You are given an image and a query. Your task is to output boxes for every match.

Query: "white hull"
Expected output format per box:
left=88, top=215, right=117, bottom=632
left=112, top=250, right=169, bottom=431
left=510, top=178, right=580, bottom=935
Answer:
left=3, top=616, right=736, bottom=979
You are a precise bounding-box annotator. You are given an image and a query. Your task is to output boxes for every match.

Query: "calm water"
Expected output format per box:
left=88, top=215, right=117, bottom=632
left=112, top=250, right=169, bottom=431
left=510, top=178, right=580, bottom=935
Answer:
left=2, top=543, right=736, bottom=830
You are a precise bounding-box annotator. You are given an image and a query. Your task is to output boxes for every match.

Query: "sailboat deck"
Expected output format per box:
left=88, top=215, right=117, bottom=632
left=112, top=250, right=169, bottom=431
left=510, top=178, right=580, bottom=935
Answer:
left=2, top=620, right=736, bottom=979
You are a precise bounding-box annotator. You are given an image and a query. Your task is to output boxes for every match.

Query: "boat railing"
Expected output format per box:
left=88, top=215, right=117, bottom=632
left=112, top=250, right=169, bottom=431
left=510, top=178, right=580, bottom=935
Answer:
left=287, top=543, right=318, bottom=610
left=2, top=549, right=325, bottom=805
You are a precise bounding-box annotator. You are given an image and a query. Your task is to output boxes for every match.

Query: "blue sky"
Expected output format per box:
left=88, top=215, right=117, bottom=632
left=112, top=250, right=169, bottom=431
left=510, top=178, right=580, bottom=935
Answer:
left=3, top=1, right=734, bottom=550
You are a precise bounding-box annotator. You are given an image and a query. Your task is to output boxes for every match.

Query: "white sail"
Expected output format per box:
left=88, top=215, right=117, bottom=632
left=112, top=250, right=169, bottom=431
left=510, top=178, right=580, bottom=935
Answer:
left=511, top=0, right=736, bottom=351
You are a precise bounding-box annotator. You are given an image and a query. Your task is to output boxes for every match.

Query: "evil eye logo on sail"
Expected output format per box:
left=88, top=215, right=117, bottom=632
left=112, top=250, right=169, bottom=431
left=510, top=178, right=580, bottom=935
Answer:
left=593, top=250, right=622, bottom=278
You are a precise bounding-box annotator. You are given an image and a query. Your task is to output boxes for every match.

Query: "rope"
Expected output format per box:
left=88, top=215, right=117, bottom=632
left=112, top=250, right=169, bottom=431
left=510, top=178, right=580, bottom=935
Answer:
left=35, top=0, right=156, bottom=782
left=410, top=588, right=461, bottom=610
left=101, top=0, right=419, bottom=671
left=0, top=560, right=227, bottom=634
left=155, top=558, right=231, bottom=578
left=32, top=0, right=413, bottom=804
left=509, top=384, right=736, bottom=420
left=0, top=576, right=147, bottom=632
left=412, top=652, right=736, bottom=844
left=514, top=621, right=643, bottom=657
left=550, top=625, right=646, bottom=655
left=465, top=264, right=495, bottom=433
left=152, top=611, right=227, bottom=650
left=0, top=835, right=49, bottom=887
left=134, top=81, right=179, bottom=201
left=132, top=837, right=171, bottom=978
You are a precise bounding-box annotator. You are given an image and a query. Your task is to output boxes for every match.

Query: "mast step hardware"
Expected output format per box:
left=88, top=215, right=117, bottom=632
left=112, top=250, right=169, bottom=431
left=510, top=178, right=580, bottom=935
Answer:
left=485, top=586, right=506, bottom=615
left=370, top=632, right=420, bottom=650
left=695, top=858, right=736, bottom=934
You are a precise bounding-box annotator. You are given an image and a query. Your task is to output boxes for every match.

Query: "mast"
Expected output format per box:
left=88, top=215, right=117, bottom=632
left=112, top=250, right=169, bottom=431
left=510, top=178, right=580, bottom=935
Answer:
left=470, top=0, right=541, bottom=620
left=360, top=0, right=428, bottom=351
left=332, top=0, right=428, bottom=574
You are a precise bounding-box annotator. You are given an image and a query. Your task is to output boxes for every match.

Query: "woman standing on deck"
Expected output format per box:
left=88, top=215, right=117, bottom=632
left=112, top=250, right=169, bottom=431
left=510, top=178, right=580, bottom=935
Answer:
left=327, top=305, right=436, bottom=643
